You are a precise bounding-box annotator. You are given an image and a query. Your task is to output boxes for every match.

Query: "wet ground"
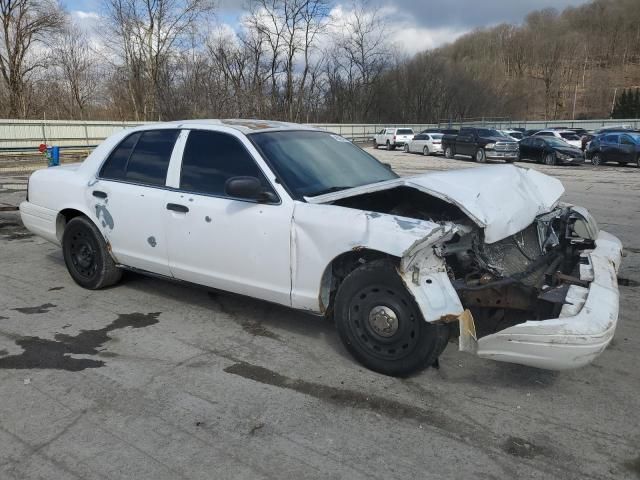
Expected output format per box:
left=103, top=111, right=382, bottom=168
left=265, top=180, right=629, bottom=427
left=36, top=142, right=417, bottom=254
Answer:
left=0, top=152, right=638, bottom=479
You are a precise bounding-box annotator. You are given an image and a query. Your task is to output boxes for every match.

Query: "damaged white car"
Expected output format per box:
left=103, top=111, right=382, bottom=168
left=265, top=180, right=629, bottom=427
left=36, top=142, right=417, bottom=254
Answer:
left=20, top=120, right=623, bottom=376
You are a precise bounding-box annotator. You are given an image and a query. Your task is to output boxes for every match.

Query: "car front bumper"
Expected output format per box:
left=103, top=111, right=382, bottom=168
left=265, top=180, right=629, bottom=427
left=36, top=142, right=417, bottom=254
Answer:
left=469, top=230, right=622, bottom=370
left=487, top=150, right=519, bottom=160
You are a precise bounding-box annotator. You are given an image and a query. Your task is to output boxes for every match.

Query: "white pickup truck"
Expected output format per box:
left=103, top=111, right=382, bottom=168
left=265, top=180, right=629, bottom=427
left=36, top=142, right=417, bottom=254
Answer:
left=373, top=127, right=414, bottom=150
left=20, top=119, right=622, bottom=376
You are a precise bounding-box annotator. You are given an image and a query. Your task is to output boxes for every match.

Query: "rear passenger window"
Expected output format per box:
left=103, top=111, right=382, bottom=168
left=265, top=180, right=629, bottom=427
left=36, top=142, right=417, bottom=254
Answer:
left=100, top=130, right=179, bottom=186
left=180, top=130, right=273, bottom=197
left=125, top=130, right=179, bottom=186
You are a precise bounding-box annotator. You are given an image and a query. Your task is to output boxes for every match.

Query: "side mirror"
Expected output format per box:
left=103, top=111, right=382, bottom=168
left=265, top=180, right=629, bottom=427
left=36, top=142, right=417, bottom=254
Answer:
left=224, top=176, right=277, bottom=203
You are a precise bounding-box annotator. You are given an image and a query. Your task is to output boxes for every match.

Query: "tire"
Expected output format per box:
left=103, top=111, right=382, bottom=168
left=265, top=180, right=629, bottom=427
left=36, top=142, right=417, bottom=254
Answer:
left=445, top=146, right=454, bottom=159
left=544, top=152, right=556, bottom=166
left=334, top=259, right=449, bottom=376
left=62, top=216, right=122, bottom=289
left=475, top=148, right=486, bottom=163
left=386, top=140, right=391, bottom=150
left=404, top=144, right=410, bottom=153
left=591, top=153, right=603, bottom=166
left=373, top=140, right=378, bottom=149
left=423, top=146, right=429, bottom=156
left=637, top=155, right=640, bottom=168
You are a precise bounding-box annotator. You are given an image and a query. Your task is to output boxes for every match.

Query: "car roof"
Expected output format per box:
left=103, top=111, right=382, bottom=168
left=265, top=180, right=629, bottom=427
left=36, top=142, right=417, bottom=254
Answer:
left=135, top=119, right=321, bottom=135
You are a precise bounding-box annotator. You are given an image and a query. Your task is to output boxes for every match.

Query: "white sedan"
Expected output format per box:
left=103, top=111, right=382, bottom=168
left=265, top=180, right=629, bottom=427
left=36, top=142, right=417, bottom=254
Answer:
left=404, top=133, right=444, bottom=155
left=20, top=120, right=622, bottom=376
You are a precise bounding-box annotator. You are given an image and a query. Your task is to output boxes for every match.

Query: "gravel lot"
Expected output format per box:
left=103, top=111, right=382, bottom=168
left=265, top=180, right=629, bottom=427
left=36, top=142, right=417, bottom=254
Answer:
left=0, top=149, right=638, bottom=480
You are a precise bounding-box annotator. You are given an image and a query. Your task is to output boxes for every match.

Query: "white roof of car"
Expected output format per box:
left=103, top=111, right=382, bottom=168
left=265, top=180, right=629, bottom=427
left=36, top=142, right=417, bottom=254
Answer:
left=147, top=119, right=320, bottom=135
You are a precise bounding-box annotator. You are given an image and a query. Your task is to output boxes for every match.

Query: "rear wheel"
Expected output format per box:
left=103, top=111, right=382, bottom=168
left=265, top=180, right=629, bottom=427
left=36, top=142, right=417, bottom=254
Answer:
left=445, top=146, right=454, bottom=159
left=423, top=146, right=429, bottom=156
left=386, top=140, right=391, bottom=150
left=404, top=144, right=410, bottom=153
left=591, top=153, right=603, bottom=166
left=544, top=152, right=556, bottom=165
left=334, top=259, right=449, bottom=376
left=475, top=148, right=486, bottom=163
left=62, top=216, right=122, bottom=290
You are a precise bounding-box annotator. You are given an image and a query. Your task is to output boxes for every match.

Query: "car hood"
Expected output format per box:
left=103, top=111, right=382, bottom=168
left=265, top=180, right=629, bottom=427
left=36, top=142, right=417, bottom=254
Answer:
left=485, top=136, right=516, bottom=143
left=553, top=145, right=583, bottom=156
left=306, top=165, right=564, bottom=244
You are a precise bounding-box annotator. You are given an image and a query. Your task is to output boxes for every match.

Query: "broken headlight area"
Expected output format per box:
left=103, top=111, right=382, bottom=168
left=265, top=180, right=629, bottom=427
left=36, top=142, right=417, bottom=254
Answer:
left=442, top=206, right=598, bottom=339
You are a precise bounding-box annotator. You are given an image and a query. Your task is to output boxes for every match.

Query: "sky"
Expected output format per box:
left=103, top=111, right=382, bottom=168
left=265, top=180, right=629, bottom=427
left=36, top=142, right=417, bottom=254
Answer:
left=65, top=0, right=592, bottom=55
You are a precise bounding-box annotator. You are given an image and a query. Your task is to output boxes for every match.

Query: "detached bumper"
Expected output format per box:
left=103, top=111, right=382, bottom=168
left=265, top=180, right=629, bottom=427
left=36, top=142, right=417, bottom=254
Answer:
left=470, top=230, right=622, bottom=370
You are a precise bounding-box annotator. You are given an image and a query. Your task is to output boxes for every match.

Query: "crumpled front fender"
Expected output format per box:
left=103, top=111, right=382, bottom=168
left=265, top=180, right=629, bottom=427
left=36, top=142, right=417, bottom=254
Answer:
left=397, top=224, right=466, bottom=322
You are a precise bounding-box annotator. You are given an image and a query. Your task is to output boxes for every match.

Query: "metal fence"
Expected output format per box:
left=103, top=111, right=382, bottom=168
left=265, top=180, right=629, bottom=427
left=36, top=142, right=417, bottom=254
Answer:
left=1, top=118, right=640, bottom=151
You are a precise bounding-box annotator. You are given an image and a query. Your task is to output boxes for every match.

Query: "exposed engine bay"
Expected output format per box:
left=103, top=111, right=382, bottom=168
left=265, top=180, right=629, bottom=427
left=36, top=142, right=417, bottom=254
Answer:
left=333, top=186, right=599, bottom=339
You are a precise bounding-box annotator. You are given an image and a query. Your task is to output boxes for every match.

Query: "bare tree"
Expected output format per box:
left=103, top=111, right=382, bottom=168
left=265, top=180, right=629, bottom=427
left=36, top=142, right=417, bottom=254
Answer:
left=102, top=0, right=214, bottom=120
left=0, top=0, right=64, bottom=117
left=53, top=23, right=99, bottom=118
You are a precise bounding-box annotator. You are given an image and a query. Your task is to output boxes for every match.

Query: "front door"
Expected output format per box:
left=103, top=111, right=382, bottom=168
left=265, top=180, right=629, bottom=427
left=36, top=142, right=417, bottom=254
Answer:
left=91, top=128, right=181, bottom=276
left=165, top=129, right=293, bottom=306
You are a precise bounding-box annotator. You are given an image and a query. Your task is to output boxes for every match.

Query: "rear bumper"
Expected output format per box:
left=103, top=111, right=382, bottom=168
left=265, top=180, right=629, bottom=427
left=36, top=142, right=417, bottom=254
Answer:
left=20, top=201, right=60, bottom=245
left=470, top=230, right=622, bottom=370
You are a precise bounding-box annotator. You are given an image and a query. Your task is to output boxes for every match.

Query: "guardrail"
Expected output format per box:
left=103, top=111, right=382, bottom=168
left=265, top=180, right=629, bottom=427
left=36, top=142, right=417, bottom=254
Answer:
left=1, top=118, right=639, bottom=152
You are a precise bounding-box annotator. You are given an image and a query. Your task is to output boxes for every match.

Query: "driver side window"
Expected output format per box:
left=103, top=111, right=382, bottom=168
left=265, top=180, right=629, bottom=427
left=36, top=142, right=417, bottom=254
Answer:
left=179, top=130, right=275, bottom=198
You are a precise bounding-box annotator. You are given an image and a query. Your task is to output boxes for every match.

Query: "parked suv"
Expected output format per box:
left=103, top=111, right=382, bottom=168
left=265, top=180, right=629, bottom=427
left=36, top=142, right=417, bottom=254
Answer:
left=373, top=128, right=414, bottom=150
left=441, top=127, right=519, bottom=163
left=586, top=132, right=640, bottom=167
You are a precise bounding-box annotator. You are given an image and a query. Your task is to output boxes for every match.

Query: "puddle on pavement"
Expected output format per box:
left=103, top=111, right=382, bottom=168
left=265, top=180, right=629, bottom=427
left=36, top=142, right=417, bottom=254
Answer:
left=0, top=312, right=160, bottom=371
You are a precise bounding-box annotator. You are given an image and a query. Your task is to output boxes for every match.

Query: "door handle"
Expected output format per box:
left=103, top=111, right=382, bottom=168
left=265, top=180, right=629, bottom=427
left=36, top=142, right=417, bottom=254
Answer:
left=166, top=203, right=189, bottom=213
left=93, top=190, right=107, bottom=199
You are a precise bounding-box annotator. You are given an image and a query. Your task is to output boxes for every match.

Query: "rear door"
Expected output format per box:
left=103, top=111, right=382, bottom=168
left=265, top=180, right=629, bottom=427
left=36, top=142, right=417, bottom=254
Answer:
left=92, top=128, right=180, bottom=276
left=457, top=128, right=475, bottom=155
left=164, top=129, right=293, bottom=306
left=601, top=134, right=620, bottom=162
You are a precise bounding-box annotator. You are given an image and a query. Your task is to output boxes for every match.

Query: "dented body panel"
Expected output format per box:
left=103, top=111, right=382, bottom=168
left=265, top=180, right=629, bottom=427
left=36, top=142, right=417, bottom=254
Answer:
left=20, top=119, right=623, bottom=372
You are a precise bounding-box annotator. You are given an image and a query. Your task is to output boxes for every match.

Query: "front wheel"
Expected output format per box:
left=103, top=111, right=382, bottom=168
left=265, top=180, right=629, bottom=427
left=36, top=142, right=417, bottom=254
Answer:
left=373, top=139, right=378, bottom=149
left=544, top=153, right=556, bottom=165
left=445, top=146, right=454, bottom=159
left=404, top=144, right=410, bottom=153
left=423, top=146, right=429, bottom=156
left=591, top=153, right=603, bottom=166
left=334, top=260, right=449, bottom=376
left=475, top=148, right=486, bottom=163
left=62, top=216, right=122, bottom=289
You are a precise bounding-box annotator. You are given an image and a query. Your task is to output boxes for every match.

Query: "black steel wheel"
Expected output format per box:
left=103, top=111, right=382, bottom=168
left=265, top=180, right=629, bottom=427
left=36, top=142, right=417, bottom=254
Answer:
left=334, top=259, right=449, bottom=376
left=62, top=216, right=122, bottom=289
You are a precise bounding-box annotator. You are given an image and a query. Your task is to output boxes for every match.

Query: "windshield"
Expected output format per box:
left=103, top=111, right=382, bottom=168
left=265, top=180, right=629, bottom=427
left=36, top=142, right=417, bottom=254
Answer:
left=559, top=132, right=581, bottom=141
left=508, top=132, right=523, bottom=139
left=250, top=130, right=398, bottom=198
left=477, top=129, right=504, bottom=137
left=397, top=129, right=414, bottom=135
left=545, top=137, right=573, bottom=147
